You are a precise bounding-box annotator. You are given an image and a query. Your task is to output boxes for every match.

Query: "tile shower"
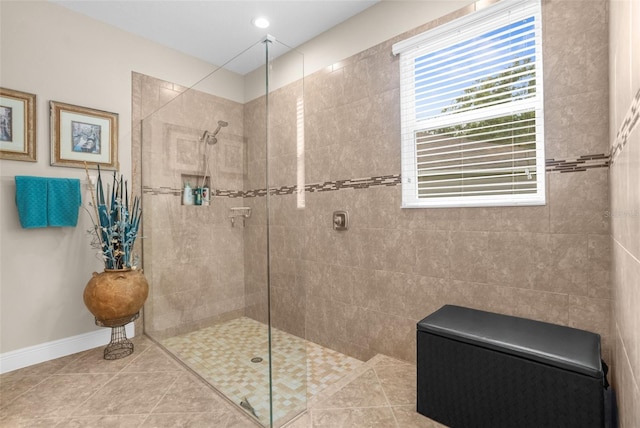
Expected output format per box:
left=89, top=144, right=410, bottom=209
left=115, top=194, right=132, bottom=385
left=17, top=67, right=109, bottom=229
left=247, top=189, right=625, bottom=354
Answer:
left=135, top=39, right=322, bottom=427
left=131, top=0, right=613, bottom=426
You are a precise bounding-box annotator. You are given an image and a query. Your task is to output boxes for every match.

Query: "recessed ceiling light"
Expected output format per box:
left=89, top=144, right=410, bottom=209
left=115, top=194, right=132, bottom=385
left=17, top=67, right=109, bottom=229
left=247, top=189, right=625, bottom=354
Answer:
left=253, top=17, right=270, bottom=29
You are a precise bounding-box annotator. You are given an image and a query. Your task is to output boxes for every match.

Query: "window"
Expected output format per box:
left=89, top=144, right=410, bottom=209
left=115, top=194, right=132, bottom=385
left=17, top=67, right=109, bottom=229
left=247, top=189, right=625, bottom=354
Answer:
left=393, top=0, right=545, bottom=208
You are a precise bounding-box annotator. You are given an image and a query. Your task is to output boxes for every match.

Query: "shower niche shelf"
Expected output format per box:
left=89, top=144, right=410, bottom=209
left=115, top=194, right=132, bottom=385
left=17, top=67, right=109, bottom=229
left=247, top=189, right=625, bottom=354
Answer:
left=181, top=173, right=211, bottom=206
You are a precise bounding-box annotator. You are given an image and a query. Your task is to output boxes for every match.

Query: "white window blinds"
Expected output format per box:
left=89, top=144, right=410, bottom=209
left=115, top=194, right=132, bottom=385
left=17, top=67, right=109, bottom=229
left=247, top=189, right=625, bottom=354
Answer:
left=393, top=0, right=545, bottom=208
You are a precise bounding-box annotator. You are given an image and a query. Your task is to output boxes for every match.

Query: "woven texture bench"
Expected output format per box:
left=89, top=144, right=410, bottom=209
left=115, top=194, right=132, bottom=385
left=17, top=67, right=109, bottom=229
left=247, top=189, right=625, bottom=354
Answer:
left=417, top=305, right=607, bottom=428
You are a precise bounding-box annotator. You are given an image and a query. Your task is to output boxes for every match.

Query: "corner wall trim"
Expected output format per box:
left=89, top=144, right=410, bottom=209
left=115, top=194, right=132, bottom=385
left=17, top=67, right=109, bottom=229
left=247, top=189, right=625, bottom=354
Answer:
left=0, top=324, right=135, bottom=374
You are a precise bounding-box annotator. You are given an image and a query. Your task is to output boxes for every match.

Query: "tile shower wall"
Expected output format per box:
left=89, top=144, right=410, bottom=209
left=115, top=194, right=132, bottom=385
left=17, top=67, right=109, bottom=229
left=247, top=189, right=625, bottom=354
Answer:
left=243, top=81, right=307, bottom=338
left=132, top=73, right=248, bottom=339
left=609, top=0, right=640, bottom=426
left=242, top=94, right=269, bottom=328
left=242, top=0, right=613, bottom=364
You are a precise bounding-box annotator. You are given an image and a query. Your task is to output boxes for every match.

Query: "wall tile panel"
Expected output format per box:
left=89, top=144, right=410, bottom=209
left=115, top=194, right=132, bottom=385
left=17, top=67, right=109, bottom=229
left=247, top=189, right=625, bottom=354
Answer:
left=549, top=167, right=610, bottom=234
left=448, top=231, right=489, bottom=283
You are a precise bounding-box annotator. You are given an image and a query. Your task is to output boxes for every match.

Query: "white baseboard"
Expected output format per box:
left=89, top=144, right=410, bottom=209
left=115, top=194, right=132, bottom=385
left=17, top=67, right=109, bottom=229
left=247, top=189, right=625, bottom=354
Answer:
left=0, top=324, right=135, bottom=374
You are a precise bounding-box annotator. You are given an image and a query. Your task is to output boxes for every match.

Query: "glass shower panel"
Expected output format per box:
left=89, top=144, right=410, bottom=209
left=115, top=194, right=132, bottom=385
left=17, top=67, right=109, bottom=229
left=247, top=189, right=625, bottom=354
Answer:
left=243, top=37, right=308, bottom=427
left=138, top=36, right=306, bottom=428
left=263, top=39, right=308, bottom=427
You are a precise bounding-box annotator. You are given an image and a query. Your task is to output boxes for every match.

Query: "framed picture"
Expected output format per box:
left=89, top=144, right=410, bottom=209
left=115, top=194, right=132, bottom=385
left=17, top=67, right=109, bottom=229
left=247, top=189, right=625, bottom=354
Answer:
left=50, top=100, right=118, bottom=169
left=0, top=87, right=37, bottom=162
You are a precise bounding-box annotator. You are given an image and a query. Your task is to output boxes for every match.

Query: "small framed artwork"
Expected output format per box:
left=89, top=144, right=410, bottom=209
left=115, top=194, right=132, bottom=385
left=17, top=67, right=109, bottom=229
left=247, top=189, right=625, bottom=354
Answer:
left=50, top=100, right=118, bottom=169
left=0, top=87, right=37, bottom=162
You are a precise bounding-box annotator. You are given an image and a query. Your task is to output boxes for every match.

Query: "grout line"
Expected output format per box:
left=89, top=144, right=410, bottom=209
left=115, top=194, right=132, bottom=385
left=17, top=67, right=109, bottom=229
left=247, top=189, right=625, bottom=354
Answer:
left=0, top=350, right=90, bottom=408
left=311, top=404, right=399, bottom=410
left=65, top=372, right=119, bottom=418
left=65, top=343, right=154, bottom=420
left=146, top=375, right=180, bottom=419
left=137, top=413, right=151, bottom=428
left=0, top=372, right=52, bottom=411
left=371, top=364, right=401, bottom=428
left=48, top=346, right=140, bottom=419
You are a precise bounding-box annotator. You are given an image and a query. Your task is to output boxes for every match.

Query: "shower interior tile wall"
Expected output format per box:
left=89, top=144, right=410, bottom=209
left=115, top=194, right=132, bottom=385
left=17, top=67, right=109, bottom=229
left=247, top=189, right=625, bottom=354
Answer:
left=241, top=0, right=612, bottom=364
left=133, top=0, right=612, bottom=365
left=134, top=73, right=248, bottom=339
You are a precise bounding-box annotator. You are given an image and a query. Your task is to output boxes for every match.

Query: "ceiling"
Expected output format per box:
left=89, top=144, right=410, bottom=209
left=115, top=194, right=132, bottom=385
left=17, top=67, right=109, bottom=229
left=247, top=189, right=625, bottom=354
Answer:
left=50, top=0, right=380, bottom=75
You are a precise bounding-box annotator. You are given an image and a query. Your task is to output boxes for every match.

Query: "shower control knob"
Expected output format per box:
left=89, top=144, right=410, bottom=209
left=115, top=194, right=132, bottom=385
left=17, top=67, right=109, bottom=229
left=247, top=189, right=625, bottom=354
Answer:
left=333, top=211, right=348, bottom=231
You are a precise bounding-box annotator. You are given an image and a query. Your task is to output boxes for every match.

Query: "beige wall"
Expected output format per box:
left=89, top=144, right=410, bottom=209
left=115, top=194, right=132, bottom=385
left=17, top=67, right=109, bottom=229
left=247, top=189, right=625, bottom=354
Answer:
left=0, top=0, right=243, bottom=355
left=609, top=0, right=640, bottom=426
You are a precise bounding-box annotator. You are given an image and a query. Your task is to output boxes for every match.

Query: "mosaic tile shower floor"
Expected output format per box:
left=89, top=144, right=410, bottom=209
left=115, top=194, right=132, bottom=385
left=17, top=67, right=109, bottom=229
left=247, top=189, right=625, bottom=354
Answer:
left=161, top=317, right=363, bottom=426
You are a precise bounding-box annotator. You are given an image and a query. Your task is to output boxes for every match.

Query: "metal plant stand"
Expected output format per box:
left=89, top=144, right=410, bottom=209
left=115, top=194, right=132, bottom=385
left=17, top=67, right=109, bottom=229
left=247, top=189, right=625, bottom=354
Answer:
left=95, top=312, right=139, bottom=360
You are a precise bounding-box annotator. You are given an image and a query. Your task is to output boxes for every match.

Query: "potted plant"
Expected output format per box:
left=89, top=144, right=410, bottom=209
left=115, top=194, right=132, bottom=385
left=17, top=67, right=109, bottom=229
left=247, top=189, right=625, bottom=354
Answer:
left=82, top=165, right=148, bottom=358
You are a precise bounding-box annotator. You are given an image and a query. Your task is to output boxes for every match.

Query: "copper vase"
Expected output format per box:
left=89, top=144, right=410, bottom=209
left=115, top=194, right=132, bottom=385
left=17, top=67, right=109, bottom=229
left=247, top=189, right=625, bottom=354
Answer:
left=83, top=268, right=149, bottom=327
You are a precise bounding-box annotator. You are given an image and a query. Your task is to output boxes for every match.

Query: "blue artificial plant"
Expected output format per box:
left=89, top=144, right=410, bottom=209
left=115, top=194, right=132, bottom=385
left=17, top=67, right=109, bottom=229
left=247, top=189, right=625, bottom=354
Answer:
left=87, top=165, right=141, bottom=270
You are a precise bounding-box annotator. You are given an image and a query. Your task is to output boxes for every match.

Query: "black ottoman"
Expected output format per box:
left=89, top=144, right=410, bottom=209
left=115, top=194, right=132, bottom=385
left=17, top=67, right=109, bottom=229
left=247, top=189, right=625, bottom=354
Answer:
left=417, top=305, right=607, bottom=428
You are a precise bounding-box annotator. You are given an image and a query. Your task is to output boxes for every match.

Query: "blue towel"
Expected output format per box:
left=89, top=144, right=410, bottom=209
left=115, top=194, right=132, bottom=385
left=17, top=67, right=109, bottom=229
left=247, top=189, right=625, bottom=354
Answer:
left=47, top=178, right=81, bottom=227
left=15, top=176, right=48, bottom=229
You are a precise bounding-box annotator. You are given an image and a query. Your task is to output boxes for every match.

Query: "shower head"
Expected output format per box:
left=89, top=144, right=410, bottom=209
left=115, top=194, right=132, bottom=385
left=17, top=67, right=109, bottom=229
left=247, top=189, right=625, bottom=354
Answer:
left=201, top=130, right=217, bottom=145
left=212, top=120, right=228, bottom=137
left=200, top=120, right=228, bottom=145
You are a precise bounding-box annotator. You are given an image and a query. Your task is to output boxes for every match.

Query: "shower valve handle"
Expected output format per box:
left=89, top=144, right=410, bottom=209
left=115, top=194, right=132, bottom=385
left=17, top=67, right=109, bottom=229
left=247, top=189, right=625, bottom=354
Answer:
left=333, top=211, right=348, bottom=231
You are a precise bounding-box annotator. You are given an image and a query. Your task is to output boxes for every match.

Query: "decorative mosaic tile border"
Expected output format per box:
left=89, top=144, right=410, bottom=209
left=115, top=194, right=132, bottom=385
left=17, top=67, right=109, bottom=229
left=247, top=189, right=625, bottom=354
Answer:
left=611, top=87, right=640, bottom=165
left=143, top=175, right=402, bottom=198
left=215, top=189, right=245, bottom=198
left=143, top=155, right=612, bottom=199
left=545, top=153, right=610, bottom=173
left=246, top=175, right=403, bottom=197
left=142, top=186, right=246, bottom=198
left=306, top=175, right=401, bottom=192
left=142, top=186, right=181, bottom=196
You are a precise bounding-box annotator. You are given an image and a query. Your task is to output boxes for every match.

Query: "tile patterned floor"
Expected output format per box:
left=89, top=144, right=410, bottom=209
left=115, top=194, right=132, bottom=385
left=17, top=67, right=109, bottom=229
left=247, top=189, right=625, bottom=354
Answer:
left=161, top=317, right=363, bottom=426
left=1, top=332, right=445, bottom=427
left=284, top=354, right=447, bottom=428
left=0, top=335, right=257, bottom=427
